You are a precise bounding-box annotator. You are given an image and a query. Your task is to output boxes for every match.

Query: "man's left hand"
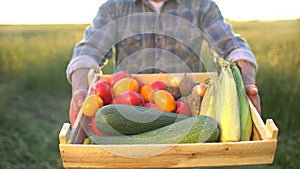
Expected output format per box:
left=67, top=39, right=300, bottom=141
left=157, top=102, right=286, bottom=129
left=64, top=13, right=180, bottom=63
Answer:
left=236, top=60, right=261, bottom=114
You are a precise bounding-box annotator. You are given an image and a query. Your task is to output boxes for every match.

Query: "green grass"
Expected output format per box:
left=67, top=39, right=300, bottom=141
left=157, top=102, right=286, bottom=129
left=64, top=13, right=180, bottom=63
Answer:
left=0, top=85, right=67, bottom=168
left=0, top=20, right=299, bottom=169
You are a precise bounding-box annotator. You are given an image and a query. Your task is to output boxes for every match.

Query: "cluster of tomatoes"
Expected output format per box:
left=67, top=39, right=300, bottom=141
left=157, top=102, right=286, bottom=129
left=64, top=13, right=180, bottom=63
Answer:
left=81, top=70, right=206, bottom=135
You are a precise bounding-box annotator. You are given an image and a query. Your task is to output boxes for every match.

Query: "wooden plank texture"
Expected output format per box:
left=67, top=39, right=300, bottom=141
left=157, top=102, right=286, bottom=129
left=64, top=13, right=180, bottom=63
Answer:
left=59, top=123, right=71, bottom=144
left=266, top=119, right=279, bottom=140
left=60, top=140, right=277, bottom=169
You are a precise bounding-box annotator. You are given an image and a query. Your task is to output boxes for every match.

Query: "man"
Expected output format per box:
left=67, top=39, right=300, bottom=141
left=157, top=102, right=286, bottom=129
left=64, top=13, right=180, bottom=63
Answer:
left=67, top=0, right=261, bottom=126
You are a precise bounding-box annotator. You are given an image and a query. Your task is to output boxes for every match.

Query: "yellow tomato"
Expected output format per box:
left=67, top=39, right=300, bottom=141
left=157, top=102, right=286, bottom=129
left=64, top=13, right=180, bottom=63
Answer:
left=82, top=94, right=103, bottom=117
left=169, top=74, right=185, bottom=88
left=113, top=77, right=139, bottom=96
left=153, top=90, right=176, bottom=112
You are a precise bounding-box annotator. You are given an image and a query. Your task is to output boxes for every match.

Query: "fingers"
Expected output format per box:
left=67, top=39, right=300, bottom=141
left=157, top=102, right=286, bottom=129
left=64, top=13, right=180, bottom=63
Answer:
left=245, top=85, right=261, bottom=115
left=69, top=101, right=77, bottom=127
left=69, top=89, right=88, bottom=127
left=73, top=89, right=87, bottom=110
left=245, top=84, right=258, bottom=95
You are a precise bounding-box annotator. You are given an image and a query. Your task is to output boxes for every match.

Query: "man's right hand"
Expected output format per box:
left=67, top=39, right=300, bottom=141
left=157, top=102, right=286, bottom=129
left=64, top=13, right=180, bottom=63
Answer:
left=69, top=89, right=87, bottom=126
left=68, top=68, right=90, bottom=126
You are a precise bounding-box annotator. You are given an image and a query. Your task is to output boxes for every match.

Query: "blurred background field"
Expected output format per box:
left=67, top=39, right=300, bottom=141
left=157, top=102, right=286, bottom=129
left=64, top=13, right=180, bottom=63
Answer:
left=0, top=20, right=299, bottom=169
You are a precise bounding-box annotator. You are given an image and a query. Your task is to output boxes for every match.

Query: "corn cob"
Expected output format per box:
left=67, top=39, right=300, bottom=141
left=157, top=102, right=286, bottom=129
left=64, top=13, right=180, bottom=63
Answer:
left=199, top=76, right=218, bottom=120
left=216, top=59, right=240, bottom=142
left=231, top=61, right=253, bottom=141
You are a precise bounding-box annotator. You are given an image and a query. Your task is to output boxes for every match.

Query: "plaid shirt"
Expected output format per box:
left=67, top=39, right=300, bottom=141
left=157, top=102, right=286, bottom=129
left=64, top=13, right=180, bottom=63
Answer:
left=67, top=0, right=257, bottom=81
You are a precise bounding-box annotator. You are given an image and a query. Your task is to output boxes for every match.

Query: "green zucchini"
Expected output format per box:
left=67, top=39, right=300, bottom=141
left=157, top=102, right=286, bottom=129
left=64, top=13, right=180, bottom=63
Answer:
left=95, top=104, right=189, bottom=135
left=231, top=61, right=253, bottom=141
left=90, top=115, right=220, bottom=144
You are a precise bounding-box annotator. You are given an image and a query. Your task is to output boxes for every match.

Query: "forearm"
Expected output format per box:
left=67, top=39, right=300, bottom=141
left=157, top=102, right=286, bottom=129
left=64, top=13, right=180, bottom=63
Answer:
left=225, top=48, right=258, bottom=73
left=70, top=68, right=90, bottom=93
left=66, top=54, right=100, bottom=83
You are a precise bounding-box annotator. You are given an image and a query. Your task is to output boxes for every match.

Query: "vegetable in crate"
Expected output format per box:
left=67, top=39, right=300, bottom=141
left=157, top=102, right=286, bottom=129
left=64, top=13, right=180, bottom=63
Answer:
left=114, top=90, right=145, bottom=106
left=95, top=104, right=189, bottom=135
left=151, top=81, right=167, bottom=90
left=81, top=94, right=103, bottom=117
left=166, top=86, right=181, bottom=100
left=199, top=77, right=218, bottom=119
left=179, top=76, right=197, bottom=96
left=231, top=61, right=253, bottom=141
left=113, top=77, right=139, bottom=96
left=216, top=59, right=240, bottom=142
left=192, top=83, right=207, bottom=98
left=180, top=93, right=202, bottom=116
left=175, top=101, right=191, bottom=116
left=91, top=80, right=112, bottom=105
left=153, top=90, right=176, bottom=112
left=89, top=116, right=220, bottom=144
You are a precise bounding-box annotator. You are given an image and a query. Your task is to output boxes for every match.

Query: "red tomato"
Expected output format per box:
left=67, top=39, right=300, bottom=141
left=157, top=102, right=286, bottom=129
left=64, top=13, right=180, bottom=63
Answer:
left=175, top=101, right=191, bottom=116
left=91, top=80, right=113, bottom=105
left=151, top=81, right=166, bottom=90
left=110, top=70, right=131, bottom=87
left=115, top=90, right=145, bottom=106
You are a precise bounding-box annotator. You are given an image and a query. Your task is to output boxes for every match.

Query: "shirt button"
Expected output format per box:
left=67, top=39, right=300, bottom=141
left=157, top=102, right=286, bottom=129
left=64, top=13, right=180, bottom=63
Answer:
left=156, top=37, right=160, bottom=42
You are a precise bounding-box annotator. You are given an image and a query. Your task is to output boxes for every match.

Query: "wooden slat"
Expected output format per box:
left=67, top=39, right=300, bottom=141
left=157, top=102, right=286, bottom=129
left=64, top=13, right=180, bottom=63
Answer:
left=251, top=124, right=262, bottom=141
left=248, top=98, right=279, bottom=141
left=87, top=69, right=96, bottom=86
left=99, top=72, right=213, bottom=86
left=249, top=98, right=268, bottom=140
left=59, top=123, right=71, bottom=144
left=60, top=141, right=277, bottom=169
left=266, top=119, right=279, bottom=140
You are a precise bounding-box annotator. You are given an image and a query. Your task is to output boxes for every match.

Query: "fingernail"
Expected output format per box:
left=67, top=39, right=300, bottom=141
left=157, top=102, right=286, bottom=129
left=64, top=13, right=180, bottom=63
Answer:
left=251, top=86, right=258, bottom=93
left=246, top=85, right=258, bottom=95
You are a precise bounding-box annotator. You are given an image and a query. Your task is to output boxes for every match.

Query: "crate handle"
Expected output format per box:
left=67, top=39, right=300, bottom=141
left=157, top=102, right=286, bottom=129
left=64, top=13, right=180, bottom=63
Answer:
left=69, top=69, right=99, bottom=144
left=249, top=98, right=278, bottom=141
left=266, top=119, right=279, bottom=140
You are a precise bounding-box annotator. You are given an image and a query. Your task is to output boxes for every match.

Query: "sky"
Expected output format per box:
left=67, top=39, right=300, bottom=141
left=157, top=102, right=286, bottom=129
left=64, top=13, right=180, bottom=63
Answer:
left=0, top=0, right=299, bottom=24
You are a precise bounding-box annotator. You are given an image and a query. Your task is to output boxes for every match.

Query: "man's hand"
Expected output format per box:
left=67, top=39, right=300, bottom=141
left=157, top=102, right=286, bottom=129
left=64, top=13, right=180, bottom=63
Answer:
left=69, top=89, right=87, bottom=126
left=236, top=60, right=261, bottom=114
left=245, top=84, right=261, bottom=115
left=69, top=68, right=90, bottom=126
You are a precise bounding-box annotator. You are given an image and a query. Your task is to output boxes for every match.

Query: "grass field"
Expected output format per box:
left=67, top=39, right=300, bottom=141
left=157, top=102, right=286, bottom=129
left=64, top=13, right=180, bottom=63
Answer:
left=0, top=20, right=299, bottom=169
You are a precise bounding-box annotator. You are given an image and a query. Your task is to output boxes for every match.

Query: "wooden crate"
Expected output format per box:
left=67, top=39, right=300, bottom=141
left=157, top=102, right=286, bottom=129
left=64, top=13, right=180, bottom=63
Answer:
left=59, top=72, right=278, bottom=169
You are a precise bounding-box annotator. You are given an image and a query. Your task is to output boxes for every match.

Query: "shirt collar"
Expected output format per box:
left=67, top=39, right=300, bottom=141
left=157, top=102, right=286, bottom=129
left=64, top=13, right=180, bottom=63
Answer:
left=134, top=0, right=183, bottom=4
left=176, top=0, right=183, bottom=4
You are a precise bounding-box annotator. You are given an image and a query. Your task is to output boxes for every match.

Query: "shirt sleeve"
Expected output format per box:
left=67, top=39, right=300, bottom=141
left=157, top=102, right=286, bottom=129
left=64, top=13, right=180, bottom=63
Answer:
left=225, top=48, right=258, bottom=71
left=200, top=1, right=258, bottom=71
left=66, top=2, right=116, bottom=83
